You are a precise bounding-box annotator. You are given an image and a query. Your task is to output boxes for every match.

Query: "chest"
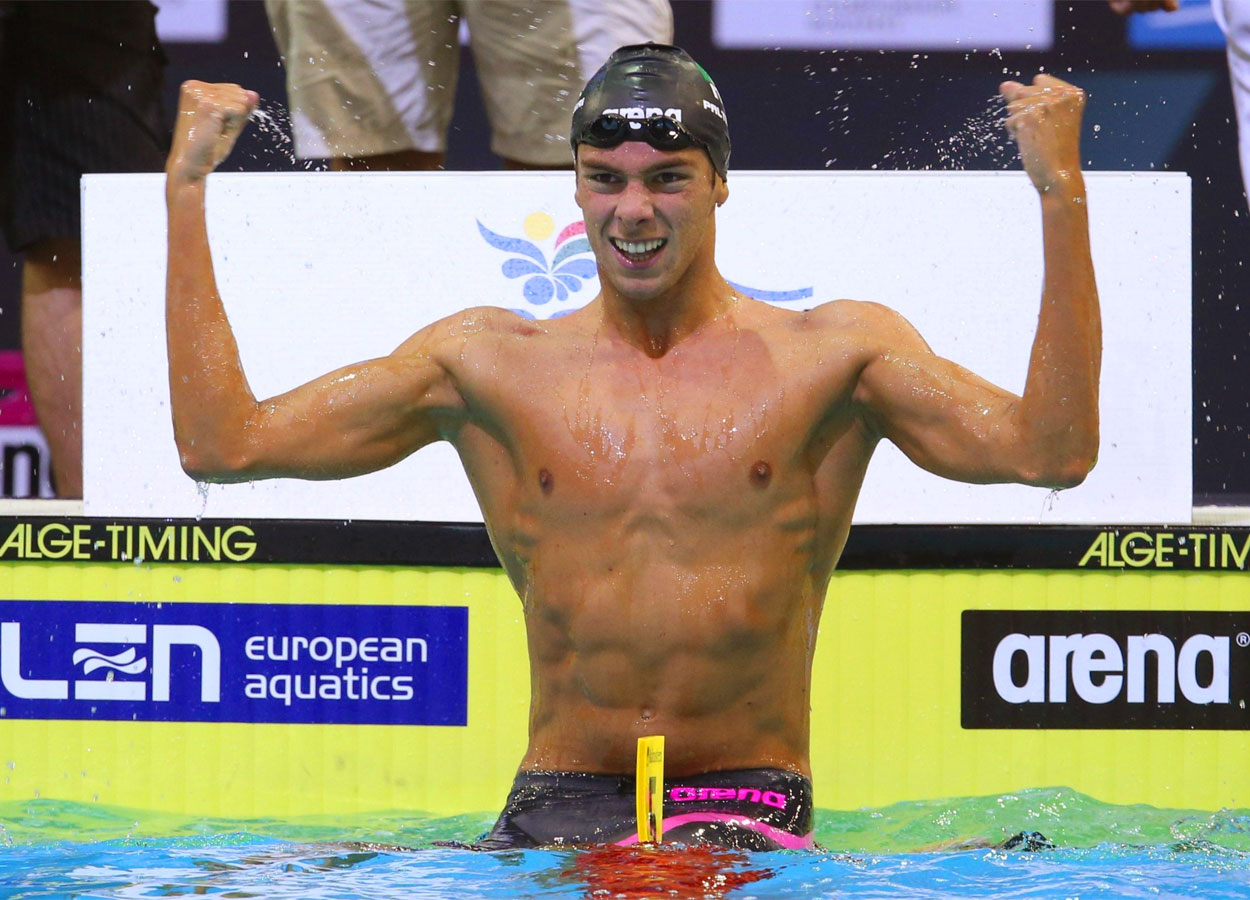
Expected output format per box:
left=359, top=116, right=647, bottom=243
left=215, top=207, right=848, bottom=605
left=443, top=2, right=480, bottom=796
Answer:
left=497, top=344, right=833, bottom=514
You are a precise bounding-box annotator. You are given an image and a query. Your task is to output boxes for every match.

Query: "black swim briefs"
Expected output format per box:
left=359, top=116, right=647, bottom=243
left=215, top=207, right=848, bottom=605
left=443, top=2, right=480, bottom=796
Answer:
left=470, top=768, right=814, bottom=851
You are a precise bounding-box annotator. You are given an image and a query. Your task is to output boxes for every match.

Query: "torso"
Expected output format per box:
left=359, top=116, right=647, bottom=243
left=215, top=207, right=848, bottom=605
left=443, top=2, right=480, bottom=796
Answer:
left=438, top=298, right=879, bottom=777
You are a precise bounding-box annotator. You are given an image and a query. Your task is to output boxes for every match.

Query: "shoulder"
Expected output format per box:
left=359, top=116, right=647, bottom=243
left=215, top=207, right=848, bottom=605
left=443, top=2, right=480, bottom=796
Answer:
left=781, top=299, right=929, bottom=354
left=394, top=306, right=547, bottom=359
left=430, top=305, right=547, bottom=340
left=796, top=298, right=903, bottom=330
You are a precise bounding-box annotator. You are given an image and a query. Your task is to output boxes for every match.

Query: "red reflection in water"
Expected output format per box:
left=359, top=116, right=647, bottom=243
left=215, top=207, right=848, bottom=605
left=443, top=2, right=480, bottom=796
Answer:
left=564, top=842, right=774, bottom=899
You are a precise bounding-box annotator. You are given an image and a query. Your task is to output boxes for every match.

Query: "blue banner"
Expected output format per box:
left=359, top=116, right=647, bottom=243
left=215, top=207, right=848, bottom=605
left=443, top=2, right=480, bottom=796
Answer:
left=0, top=600, right=467, bottom=725
left=1128, top=0, right=1224, bottom=50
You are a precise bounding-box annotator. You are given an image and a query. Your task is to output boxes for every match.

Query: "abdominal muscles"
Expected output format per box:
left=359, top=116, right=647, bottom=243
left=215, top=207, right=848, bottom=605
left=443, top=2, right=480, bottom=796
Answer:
left=520, top=526, right=819, bottom=774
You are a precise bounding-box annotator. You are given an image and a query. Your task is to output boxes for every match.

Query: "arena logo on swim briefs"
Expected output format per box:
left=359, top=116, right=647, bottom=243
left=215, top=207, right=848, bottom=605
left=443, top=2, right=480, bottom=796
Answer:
left=0, top=600, right=467, bottom=725
left=961, top=611, right=1250, bottom=730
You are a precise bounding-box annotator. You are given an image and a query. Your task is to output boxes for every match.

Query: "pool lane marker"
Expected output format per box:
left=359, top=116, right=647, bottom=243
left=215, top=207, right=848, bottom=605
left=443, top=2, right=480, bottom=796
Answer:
left=636, top=735, right=665, bottom=843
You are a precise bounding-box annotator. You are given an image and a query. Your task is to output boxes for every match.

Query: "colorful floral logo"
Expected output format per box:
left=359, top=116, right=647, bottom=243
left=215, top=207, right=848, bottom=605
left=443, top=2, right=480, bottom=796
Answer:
left=477, top=213, right=597, bottom=319
left=477, top=212, right=815, bottom=317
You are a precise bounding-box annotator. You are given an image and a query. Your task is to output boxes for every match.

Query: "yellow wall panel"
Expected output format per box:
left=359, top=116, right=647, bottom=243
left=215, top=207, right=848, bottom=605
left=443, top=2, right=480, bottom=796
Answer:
left=1, top=563, right=1246, bottom=817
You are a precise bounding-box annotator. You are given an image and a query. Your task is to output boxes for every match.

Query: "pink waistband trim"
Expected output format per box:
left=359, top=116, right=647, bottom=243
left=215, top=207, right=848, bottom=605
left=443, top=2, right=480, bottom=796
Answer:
left=613, top=812, right=815, bottom=850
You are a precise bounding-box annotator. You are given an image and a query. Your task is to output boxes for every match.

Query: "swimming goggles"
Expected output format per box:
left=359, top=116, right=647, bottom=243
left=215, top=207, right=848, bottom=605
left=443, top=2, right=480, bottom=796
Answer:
left=574, top=114, right=697, bottom=153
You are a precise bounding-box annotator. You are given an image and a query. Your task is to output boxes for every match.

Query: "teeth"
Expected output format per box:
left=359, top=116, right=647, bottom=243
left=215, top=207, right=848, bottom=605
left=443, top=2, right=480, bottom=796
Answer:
left=612, top=238, right=665, bottom=254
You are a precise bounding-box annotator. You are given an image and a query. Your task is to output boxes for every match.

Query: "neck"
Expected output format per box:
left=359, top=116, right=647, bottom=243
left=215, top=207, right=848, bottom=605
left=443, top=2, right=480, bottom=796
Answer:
left=599, top=258, right=734, bottom=358
left=602, top=275, right=735, bottom=357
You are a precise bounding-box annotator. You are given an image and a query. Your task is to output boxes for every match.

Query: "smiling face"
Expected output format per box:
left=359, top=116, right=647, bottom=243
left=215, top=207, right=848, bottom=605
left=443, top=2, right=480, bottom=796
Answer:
left=574, top=142, right=729, bottom=306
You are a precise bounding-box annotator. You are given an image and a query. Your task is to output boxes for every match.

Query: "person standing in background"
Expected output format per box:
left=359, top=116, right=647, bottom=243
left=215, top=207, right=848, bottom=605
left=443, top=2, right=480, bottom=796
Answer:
left=1212, top=0, right=1250, bottom=209
left=264, top=0, right=673, bottom=171
left=0, top=1, right=169, bottom=498
left=1111, top=0, right=1250, bottom=209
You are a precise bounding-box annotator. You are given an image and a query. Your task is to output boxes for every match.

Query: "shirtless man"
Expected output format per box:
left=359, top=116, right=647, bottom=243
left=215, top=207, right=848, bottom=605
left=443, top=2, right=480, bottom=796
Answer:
left=164, top=45, right=1099, bottom=850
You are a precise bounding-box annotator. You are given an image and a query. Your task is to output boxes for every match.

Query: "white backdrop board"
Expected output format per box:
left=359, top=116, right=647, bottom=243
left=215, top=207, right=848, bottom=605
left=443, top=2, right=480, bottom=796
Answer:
left=712, top=0, right=1054, bottom=51
left=82, top=171, right=1191, bottom=524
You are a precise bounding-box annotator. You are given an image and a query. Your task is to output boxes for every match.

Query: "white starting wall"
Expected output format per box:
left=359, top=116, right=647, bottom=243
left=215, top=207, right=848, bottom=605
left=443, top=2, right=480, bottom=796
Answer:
left=82, top=171, right=1191, bottom=524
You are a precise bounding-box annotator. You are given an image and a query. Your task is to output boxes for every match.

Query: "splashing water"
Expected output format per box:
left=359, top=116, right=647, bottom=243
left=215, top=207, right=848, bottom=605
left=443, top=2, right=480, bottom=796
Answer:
left=1040, top=488, right=1062, bottom=519
left=246, top=101, right=327, bottom=171
left=194, top=480, right=211, bottom=521
left=878, top=95, right=1017, bottom=171
left=3, top=791, right=1250, bottom=899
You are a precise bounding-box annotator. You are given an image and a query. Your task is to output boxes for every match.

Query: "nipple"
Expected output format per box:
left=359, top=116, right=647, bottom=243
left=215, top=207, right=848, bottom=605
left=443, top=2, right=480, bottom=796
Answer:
left=750, top=460, right=772, bottom=487
left=538, top=468, right=554, bottom=494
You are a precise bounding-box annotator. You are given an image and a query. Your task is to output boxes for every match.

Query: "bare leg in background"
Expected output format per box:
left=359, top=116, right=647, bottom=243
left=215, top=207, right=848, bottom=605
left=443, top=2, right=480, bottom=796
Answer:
left=21, top=236, right=82, bottom=498
left=330, top=149, right=444, bottom=171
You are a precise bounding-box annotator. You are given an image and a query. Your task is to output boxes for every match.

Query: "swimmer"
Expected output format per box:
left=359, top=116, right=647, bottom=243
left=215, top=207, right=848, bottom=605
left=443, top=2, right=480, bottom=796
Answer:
left=164, top=45, right=1100, bottom=851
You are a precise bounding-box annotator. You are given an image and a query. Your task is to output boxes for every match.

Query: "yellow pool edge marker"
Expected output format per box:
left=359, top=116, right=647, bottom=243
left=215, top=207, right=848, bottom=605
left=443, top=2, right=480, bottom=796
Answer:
left=636, top=735, right=665, bottom=843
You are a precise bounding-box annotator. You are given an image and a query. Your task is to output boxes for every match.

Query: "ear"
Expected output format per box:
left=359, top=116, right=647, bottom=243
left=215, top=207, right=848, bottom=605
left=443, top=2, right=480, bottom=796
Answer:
left=713, top=174, right=729, bottom=208
left=573, top=165, right=586, bottom=211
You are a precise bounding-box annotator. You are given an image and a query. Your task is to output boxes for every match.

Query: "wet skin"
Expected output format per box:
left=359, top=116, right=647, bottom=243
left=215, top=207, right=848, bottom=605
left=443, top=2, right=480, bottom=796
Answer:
left=166, top=79, right=1100, bottom=780
left=445, top=297, right=876, bottom=776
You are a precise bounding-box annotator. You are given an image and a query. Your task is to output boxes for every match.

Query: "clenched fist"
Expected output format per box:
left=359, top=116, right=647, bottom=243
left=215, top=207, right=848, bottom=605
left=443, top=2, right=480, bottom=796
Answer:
left=166, top=80, right=260, bottom=187
left=1000, top=74, right=1087, bottom=198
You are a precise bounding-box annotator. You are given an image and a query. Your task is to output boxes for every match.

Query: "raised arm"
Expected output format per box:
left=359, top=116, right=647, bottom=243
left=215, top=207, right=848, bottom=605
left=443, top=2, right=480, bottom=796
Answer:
left=165, top=81, right=466, bottom=482
left=852, top=74, right=1101, bottom=489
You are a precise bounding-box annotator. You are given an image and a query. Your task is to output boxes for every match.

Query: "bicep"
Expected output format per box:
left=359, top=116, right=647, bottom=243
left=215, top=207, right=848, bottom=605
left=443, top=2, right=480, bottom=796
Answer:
left=231, top=329, right=466, bottom=481
left=851, top=309, right=1027, bottom=484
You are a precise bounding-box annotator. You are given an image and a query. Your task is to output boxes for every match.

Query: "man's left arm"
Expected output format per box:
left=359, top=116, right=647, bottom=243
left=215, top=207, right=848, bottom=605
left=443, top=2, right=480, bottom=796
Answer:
left=852, top=74, right=1100, bottom=489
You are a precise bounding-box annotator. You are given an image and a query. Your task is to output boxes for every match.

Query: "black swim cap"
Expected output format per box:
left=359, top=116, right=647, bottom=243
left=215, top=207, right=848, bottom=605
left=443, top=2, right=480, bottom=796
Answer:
left=571, top=44, right=731, bottom=180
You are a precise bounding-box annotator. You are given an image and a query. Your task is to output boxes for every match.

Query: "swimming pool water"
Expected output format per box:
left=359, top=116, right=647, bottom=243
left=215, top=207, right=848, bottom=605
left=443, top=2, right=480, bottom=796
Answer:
left=3, top=788, right=1249, bottom=899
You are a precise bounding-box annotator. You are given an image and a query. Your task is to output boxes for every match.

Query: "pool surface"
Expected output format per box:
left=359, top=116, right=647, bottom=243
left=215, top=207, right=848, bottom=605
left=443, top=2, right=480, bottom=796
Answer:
left=3, top=788, right=1249, bottom=898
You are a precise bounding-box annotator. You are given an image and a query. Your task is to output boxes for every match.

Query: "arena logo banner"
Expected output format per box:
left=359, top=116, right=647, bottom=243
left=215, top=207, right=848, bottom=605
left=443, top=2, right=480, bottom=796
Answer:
left=0, top=600, right=467, bottom=725
left=962, top=610, right=1250, bottom=729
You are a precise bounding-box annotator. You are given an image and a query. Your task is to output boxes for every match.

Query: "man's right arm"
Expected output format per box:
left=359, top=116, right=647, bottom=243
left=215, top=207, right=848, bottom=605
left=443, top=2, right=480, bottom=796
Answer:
left=165, top=81, right=467, bottom=482
left=844, top=75, right=1099, bottom=490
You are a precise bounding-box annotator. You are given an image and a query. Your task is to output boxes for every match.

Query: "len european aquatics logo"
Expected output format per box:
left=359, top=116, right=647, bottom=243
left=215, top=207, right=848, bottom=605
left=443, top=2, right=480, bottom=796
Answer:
left=0, top=600, right=467, bottom=726
left=962, top=610, right=1249, bottom=730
